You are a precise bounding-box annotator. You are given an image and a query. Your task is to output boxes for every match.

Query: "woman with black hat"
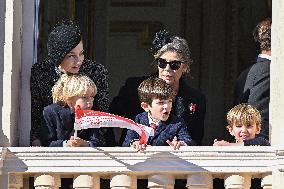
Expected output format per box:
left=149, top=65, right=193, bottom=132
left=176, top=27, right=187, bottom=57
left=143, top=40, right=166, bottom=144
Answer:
left=30, top=20, right=110, bottom=146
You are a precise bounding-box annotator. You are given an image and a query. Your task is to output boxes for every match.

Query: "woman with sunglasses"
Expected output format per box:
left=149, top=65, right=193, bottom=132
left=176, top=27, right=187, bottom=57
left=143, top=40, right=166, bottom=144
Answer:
left=110, top=30, right=206, bottom=145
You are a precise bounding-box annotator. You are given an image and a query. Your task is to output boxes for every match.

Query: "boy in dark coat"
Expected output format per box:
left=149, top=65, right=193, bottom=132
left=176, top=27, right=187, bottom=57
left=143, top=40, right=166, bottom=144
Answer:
left=43, top=74, right=105, bottom=147
left=123, top=77, right=195, bottom=151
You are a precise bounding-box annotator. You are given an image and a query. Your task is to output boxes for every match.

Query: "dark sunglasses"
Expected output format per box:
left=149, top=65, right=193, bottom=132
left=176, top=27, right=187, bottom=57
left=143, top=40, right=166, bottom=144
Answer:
left=156, top=58, right=182, bottom=70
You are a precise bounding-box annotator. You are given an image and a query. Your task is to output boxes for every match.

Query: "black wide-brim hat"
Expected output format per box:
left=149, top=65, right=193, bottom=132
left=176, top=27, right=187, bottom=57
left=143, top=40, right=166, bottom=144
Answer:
left=47, top=20, right=82, bottom=67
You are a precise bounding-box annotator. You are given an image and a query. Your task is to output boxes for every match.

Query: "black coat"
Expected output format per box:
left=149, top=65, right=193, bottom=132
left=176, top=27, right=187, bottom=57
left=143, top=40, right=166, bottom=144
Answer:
left=30, top=58, right=109, bottom=146
left=110, top=76, right=206, bottom=145
left=43, top=103, right=106, bottom=147
left=234, top=57, right=270, bottom=145
left=122, top=112, right=195, bottom=146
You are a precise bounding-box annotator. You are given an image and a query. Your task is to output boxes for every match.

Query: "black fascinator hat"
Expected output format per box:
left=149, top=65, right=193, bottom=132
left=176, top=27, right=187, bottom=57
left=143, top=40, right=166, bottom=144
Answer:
left=151, top=30, right=174, bottom=56
left=47, top=20, right=82, bottom=67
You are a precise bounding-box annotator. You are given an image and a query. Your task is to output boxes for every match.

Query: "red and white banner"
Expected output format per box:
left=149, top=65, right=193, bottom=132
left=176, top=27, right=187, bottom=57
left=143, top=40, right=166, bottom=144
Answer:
left=74, top=106, right=154, bottom=144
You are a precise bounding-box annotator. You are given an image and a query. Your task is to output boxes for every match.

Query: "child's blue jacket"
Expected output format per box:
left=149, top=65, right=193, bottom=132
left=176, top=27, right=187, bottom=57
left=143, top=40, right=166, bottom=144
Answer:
left=122, top=112, right=196, bottom=146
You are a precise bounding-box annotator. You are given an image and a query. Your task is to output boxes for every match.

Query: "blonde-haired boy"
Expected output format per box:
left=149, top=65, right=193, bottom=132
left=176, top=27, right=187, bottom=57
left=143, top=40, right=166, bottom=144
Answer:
left=52, top=74, right=97, bottom=109
left=213, top=103, right=270, bottom=146
left=42, top=74, right=105, bottom=147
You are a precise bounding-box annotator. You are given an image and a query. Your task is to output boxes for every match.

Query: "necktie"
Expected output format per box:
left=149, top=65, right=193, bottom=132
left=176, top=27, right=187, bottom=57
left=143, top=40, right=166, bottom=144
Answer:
left=150, top=123, right=157, bottom=130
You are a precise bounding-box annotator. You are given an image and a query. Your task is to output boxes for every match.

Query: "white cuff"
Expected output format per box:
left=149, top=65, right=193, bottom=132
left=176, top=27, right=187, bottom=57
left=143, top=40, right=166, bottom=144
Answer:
left=62, top=140, right=68, bottom=147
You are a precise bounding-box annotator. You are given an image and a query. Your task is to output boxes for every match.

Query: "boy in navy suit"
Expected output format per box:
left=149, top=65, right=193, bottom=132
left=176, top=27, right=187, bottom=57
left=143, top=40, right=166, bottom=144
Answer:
left=123, top=77, right=195, bottom=151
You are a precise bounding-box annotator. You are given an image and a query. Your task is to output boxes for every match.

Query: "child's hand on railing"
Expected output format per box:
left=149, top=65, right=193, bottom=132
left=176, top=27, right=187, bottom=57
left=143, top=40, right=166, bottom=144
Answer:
left=130, top=140, right=147, bottom=152
left=67, top=136, right=89, bottom=147
left=213, top=139, right=231, bottom=146
left=213, top=139, right=244, bottom=146
left=166, top=136, right=185, bottom=150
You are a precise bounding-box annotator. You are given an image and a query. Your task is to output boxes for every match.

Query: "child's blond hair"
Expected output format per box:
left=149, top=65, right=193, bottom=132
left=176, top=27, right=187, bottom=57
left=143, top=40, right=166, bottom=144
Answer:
left=226, top=103, right=262, bottom=130
left=52, top=74, right=97, bottom=106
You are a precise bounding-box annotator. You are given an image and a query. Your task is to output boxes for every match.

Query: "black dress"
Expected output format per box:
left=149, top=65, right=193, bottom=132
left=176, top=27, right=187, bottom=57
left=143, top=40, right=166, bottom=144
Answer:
left=122, top=112, right=196, bottom=147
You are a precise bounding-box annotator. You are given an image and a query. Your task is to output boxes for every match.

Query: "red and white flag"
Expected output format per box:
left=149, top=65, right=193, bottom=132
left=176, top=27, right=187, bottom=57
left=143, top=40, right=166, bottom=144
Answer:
left=74, top=106, right=154, bottom=144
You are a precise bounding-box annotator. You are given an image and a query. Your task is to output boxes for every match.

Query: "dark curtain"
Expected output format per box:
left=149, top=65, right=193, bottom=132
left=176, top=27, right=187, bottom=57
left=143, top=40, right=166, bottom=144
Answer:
left=37, top=0, right=95, bottom=62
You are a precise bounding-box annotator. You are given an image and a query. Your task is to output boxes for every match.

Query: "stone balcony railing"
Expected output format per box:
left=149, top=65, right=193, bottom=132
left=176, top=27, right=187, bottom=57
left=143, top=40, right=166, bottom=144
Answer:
left=0, top=146, right=283, bottom=189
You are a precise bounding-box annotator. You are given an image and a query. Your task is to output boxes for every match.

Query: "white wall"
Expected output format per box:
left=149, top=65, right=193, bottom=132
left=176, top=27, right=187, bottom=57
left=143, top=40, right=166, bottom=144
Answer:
left=270, top=0, right=284, bottom=145
left=1, top=0, right=22, bottom=146
left=19, top=0, right=35, bottom=146
left=0, top=0, right=8, bottom=146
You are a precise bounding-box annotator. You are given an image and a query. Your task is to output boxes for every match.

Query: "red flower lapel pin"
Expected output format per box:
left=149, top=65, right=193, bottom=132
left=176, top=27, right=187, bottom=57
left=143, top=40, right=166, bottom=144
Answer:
left=189, top=103, right=197, bottom=114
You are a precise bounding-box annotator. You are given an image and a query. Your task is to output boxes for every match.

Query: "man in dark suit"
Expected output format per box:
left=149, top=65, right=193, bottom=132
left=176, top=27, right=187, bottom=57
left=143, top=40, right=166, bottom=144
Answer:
left=234, top=18, right=271, bottom=145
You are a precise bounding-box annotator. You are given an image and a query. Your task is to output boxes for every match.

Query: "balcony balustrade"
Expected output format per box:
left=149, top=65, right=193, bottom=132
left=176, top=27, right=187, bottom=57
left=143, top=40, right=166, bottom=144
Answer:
left=1, top=146, right=282, bottom=189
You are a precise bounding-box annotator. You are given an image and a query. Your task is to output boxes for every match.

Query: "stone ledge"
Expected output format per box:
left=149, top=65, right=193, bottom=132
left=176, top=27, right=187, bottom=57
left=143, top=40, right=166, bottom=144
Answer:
left=0, top=146, right=278, bottom=176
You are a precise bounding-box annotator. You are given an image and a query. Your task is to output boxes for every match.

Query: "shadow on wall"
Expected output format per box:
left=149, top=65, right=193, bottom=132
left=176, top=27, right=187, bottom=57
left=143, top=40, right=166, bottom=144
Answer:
left=0, top=148, right=28, bottom=188
left=0, top=130, right=9, bottom=147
